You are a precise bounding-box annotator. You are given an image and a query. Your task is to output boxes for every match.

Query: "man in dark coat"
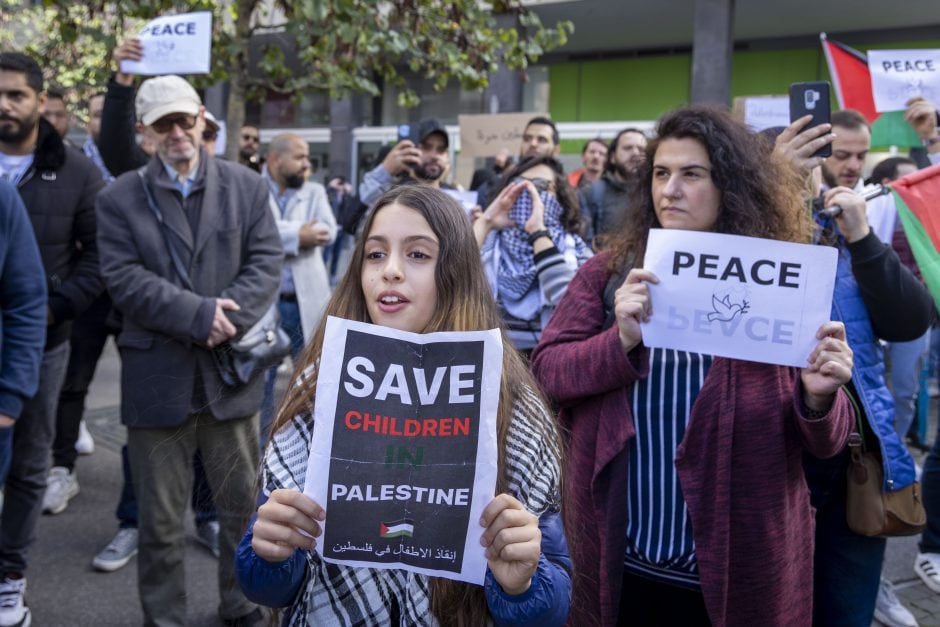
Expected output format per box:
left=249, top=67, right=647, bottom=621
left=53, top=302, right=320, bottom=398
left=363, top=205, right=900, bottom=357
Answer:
left=95, top=74, right=282, bottom=627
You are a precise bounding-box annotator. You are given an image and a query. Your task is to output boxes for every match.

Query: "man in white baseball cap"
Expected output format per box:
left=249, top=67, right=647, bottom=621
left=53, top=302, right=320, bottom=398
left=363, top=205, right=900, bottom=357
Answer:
left=95, top=73, right=281, bottom=627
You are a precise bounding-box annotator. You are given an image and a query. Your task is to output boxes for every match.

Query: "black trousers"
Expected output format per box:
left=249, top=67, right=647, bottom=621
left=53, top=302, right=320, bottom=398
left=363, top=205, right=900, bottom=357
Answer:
left=618, top=571, right=711, bottom=626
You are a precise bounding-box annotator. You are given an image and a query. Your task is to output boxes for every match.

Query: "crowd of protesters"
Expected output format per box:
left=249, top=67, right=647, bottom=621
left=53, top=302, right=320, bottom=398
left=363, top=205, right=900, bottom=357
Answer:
left=2, top=34, right=940, bottom=627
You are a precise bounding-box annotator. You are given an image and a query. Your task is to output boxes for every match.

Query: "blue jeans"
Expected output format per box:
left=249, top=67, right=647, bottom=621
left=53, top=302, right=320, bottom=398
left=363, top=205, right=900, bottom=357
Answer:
left=919, top=403, right=940, bottom=553
left=0, top=427, right=12, bottom=487
left=804, top=451, right=886, bottom=626
left=887, top=331, right=930, bottom=439
left=260, top=298, right=305, bottom=445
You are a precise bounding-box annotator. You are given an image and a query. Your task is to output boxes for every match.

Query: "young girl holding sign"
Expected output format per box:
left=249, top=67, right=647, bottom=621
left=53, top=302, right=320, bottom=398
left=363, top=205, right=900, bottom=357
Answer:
left=531, top=106, right=855, bottom=626
left=235, top=186, right=571, bottom=625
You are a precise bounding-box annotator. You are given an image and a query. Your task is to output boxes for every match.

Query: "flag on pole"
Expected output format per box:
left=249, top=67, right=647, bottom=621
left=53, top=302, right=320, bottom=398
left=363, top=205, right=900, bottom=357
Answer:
left=891, top=162, right=940, bottom=309
left=820, top=33, right=921, bottom=148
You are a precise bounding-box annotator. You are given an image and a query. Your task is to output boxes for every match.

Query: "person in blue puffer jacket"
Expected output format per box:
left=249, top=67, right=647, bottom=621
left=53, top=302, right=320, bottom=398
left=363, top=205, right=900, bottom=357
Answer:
left=235, top=185, right=571, bottom=626
left=770, top=112, right=933, bottom=626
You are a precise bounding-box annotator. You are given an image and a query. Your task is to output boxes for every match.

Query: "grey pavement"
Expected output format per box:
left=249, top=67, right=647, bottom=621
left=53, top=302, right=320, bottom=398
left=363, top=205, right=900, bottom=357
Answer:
left=21, top=337, right=940, bottom=625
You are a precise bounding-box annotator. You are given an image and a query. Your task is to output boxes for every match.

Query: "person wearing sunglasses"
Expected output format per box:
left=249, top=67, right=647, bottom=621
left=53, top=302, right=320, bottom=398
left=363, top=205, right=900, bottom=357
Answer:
left=95, top=73, right=282, bottom=627
left=472, top=155, right=591, bottom=356
left=239, top=125, right=262, bottom=172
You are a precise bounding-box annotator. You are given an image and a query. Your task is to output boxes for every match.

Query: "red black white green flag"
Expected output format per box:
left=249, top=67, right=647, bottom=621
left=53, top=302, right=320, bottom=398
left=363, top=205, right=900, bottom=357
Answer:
left=820, top=33, right=921, bottom=148
left=891, top=163, right=940, bottom=308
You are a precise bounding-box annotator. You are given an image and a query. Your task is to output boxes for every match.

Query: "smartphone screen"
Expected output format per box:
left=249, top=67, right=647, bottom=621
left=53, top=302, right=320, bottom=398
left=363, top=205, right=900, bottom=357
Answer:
left=789, top=81, right=832, bottom=158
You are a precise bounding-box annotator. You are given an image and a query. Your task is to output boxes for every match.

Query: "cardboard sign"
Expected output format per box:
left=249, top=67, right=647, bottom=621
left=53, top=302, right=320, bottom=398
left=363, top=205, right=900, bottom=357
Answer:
left=641, top=230, right=837, bottom=368
left=869, top=49, right=940, bottom=112
left=120, top=12, right=213, bottom=75
left=304, top=317, right=502, bottom=585
left=458, top=112, right=545, bottom=158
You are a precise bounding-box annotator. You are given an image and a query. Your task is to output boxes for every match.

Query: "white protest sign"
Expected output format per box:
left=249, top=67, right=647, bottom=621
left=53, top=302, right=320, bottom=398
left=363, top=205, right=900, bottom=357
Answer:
left=641, top=230, right=837, bottom=368
left=304, top=317, right=502, bottom=585
left=120, top=12, right=212, bottom=76
left=743, top=96, right=790, bottom=131
left=443, top=189, right=480, bottom=213
left=869, top=49, right=940, bottom=112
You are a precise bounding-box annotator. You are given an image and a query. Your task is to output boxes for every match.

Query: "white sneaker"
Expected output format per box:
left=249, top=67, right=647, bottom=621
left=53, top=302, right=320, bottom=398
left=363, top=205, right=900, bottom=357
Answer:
left=915, top=552, right=940, bottom=593
left=92, top=528, right=138, bottom=572
left=875, top=577, right=918, bottom=627
left=0, top=575, right=31, bottom=627
left=40, top=467, right=78, bottom=515
left=74, top=420, right=94, bottom=455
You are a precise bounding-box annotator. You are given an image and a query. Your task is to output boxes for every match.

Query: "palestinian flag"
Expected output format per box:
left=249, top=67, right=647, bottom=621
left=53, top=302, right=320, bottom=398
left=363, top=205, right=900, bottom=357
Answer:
left=379, top=519, right=415, bottom=539
left=820, top=33, right=921, bottom=148
left=891, top=163, right=940, bottom=309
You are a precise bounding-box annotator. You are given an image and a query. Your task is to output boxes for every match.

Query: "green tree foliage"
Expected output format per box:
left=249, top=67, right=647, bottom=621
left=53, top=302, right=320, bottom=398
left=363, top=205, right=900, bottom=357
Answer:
left=1, top=0, right=572, bottom=158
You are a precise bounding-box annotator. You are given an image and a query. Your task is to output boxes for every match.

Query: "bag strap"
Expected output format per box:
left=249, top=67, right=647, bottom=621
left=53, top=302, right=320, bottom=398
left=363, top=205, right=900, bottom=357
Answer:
left=137, top=169, right=194, bottom=292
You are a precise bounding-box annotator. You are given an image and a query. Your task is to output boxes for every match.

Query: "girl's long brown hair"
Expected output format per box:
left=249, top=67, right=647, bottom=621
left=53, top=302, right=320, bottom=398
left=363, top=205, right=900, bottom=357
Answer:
left=273, top=186, right=563, bottom=626
left=605, top=105, right=812, bottom=273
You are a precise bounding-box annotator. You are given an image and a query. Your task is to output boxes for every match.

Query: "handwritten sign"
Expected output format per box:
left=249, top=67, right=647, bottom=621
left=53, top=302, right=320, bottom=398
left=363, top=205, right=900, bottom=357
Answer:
left=869, top=49, right=940, bottom=112
left=120, top=12, right=212, bottom=75
left=458, top=112, right=546, bottom=158
left=641, top=230, right=837, bottom=367
left=732, top=96, right=789, bottom=131
left=743, top=96, right=790, bottom=131
left=304, top=317, right=502, bottom=584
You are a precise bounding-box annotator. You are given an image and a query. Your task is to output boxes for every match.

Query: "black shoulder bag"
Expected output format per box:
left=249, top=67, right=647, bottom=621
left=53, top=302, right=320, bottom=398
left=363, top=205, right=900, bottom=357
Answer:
left=136, top=170, right=290, bottom=387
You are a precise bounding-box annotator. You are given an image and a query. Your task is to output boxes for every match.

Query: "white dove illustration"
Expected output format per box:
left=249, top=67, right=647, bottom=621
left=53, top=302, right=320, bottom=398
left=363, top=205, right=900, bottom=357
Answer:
left=707, top=294, right=749, bottom=322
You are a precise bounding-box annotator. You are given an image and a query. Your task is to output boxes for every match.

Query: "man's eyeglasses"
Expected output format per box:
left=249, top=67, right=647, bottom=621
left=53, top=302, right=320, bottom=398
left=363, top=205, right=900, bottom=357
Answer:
left=241, top=133, right=260, bottom=143
left=151, top=114, right=197, bottom=134
left=202, top=129, right=218, bottom=141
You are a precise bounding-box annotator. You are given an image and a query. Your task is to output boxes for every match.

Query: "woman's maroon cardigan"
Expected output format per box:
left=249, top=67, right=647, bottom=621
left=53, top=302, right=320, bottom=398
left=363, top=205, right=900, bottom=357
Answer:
left=531, top=254, right=852, bottom=627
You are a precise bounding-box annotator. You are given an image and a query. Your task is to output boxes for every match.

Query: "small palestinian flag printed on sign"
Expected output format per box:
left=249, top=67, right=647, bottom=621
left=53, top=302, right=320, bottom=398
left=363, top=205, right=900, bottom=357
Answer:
left=379, top=519, right=415, bottom=538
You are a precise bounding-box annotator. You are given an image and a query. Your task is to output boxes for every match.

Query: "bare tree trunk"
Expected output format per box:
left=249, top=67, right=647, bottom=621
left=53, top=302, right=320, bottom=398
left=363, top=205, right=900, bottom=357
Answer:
left=224, top=0, right=256, bottom=161
left=225, top=73, right=246, bottom=161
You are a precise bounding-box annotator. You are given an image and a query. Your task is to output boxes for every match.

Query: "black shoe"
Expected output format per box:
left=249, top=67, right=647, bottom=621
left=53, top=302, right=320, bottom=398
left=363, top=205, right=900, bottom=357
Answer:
left=222, top=607, right=270, bottom=627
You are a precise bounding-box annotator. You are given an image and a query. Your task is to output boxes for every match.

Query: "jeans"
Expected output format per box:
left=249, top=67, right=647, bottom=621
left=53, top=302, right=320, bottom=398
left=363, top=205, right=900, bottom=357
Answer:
left=128, top=412, right=259, bottom=624
left=919, top=403, right=940, bottom=553
left=52, top=294, right=114, bottom=470
left=0, top=427, right=12, bottom=487
left=323, top=233, right=351, bottom=286
left=260, top=298, right=305, bottom=446
left=0, top=342, right=70, bottom=574
left=886, top=330, right=930, bottom=440
left=804, top=450, right=886, bottom=626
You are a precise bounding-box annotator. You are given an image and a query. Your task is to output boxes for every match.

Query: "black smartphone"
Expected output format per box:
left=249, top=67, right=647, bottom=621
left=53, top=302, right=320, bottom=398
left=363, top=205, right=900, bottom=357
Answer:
left=789, top=81, right=832, bottom=158
left=396, top=123, right=413, bottom=144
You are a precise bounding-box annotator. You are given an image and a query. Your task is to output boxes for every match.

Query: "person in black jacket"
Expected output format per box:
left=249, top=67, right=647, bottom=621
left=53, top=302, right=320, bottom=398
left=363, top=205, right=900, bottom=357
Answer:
left=0, top=51, right=104, bottom=627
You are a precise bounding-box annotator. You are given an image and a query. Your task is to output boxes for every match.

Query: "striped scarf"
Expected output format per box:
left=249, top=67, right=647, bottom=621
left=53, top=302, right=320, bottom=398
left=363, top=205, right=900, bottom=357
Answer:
left=262, top=369, right=561, bottom=626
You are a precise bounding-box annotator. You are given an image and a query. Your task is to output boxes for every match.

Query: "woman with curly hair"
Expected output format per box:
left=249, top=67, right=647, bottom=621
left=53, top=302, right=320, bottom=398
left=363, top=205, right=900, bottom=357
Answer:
left=531, top=106, right=854, bottom=626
